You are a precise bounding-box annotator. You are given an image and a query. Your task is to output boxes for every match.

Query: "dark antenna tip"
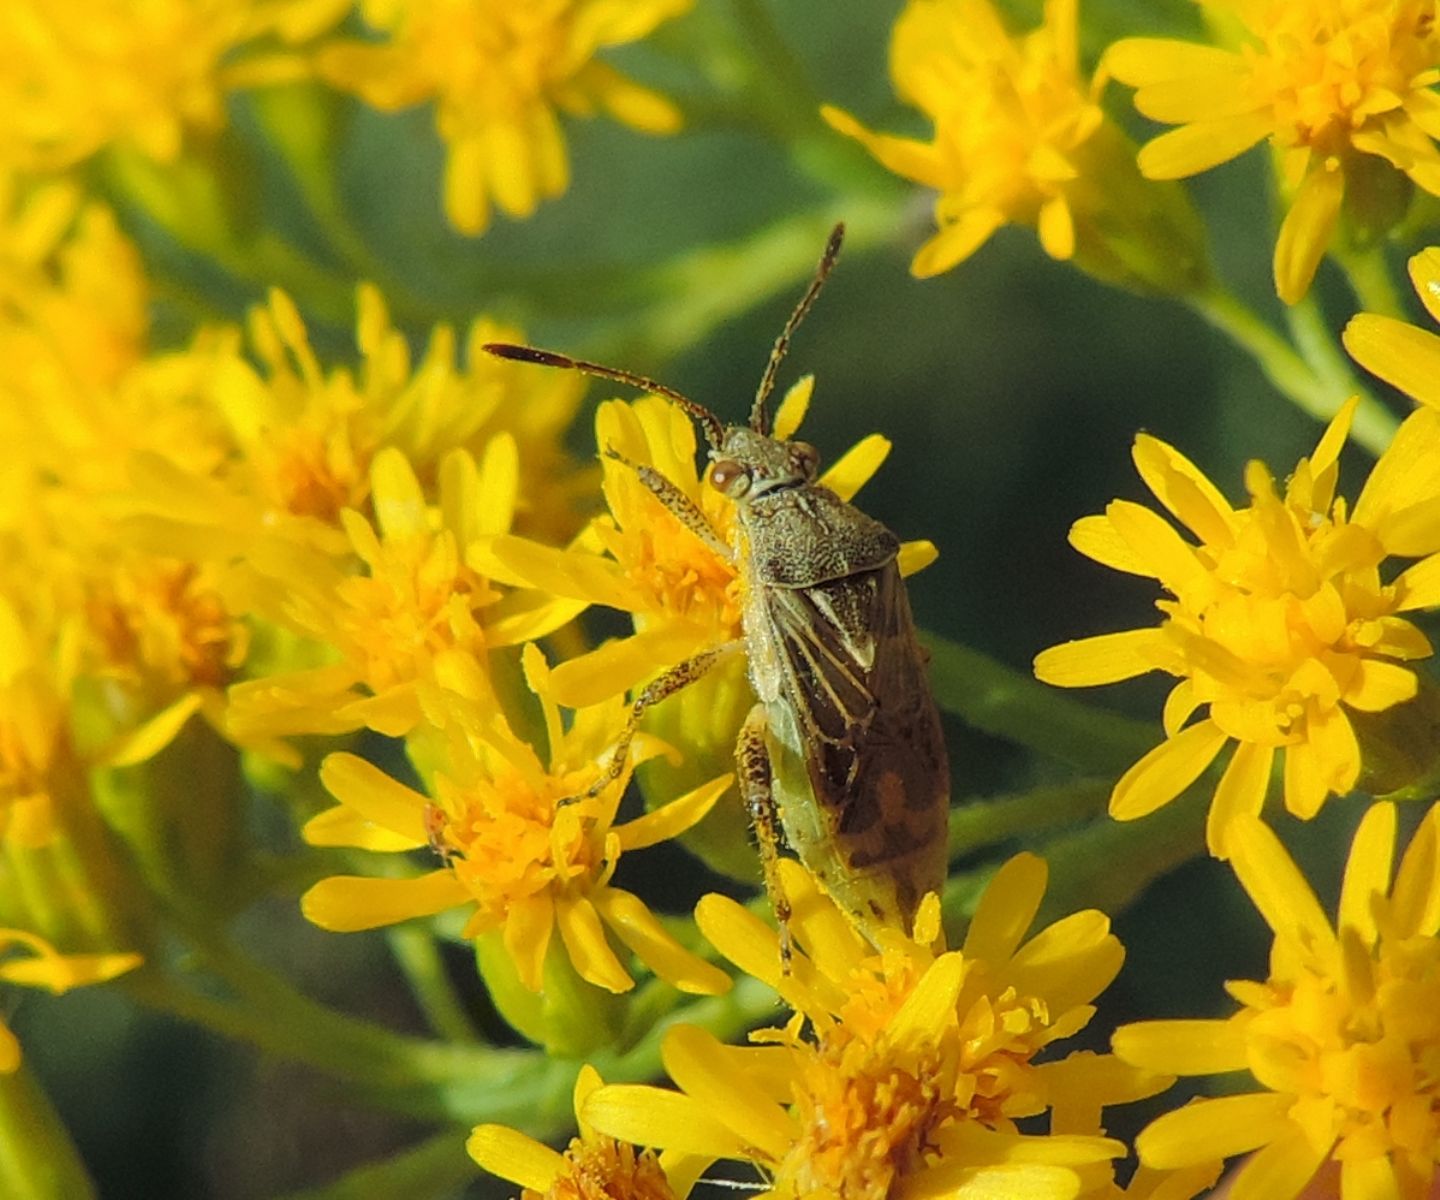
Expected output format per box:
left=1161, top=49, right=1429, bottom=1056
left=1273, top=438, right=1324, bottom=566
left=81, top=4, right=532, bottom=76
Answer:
left=483, top=343, right=573, bottom=368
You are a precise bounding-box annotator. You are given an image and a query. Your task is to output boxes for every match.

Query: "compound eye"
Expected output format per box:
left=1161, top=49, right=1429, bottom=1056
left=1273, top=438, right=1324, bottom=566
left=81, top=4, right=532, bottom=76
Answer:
left=790, top=441, right=820, bottom=478
left=710, top=459, right=752, bottom=497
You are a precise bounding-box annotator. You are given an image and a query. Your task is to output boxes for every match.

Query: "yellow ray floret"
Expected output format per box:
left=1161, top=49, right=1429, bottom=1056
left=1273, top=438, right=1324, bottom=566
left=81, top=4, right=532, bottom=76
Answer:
left=1036, top=398, right=1440, bottom=854
left=1115, top=803, right=1440, bottom=1200
left=1346, top=245, right=1440, bottom=411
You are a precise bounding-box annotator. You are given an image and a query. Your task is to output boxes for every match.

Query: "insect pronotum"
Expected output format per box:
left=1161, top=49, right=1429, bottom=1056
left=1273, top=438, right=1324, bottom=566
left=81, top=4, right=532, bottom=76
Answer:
left=484, top=224, right=950, bottom=944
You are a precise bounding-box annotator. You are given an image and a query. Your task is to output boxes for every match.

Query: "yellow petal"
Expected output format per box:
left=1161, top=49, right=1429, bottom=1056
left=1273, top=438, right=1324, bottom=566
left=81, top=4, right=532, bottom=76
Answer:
left=370, top=447, right=428, bottom=540
left=1104, top=38, right=1245, bottom=87
left=1353, top=407, right=1440, bottom=548
left=313, top=752, right=428, bottom=845
left=1206, top=740, right=1274, bottom=858
left=909, top=1162, right=1085, bottom=1200
left=301, top=871, right=468, bottom=932
left=465, top=1125, right=563, bottom=1190
left=1227, top=815, right=1337, bottom=963
left=912, top=209, right=1006, bottom=278
left=1110, top=722, right=1227, bottom=821
left=773, top=375, right=814, bottom=441
left=890, top=952, right=965, bottom=1046
left=616, top=774, right=732, bottom=851
left=102, top=691, right=205, bottom=768
left=1009, top=910, right=1124, bottom=1013
left=1407, top=246, right=1440, bottom=326
left=1112, top=1018, right=1249, bottom=1075
left=591, top=888, right=730, bottom=995
left=1033, top=629, right=1170, bottom=687
left=1390, top=803, right=1440, bottom=938
left=547, top=625, right=710, bottom=708
left=1274, top=165, right=1344, bottom=305
left=1339, top=1155, right=1401, bottom=1200
left=1037, top=196, right=1075, bottom=261
left=779, top=857, right=869, bottom=977
left=1137, top=112, right=1272, bottom=180
left=819, top=434, right=890, bottom=503
left=1068, top=514, right=1149, bottom=575
left=1136, top=1092, right=1292, bottom=1168
left=300, top=805, right=422, bottom=851
left=898, top=540, right=939, bottom=576
left=1132, top=434, right=1236, bottom=547
left=660, top=1025, right=792, bottom=1163
left=1227, top=1126, right=1329, bottom=1200
left=555, top=895, right=634, bottom=993
left=1344, top=313, right=1440, bottom=410
left=474, top=433, right=520, bottom=537
left=965, top=852, right=1047, bottom=964
left=503, top=891, right=554, bottom=992
left=582, top=1084, right=751, bottom=1159
left=1338, top=801, right=1395, bottom=944
left=1343, top=660, right=1417, bottom=712
left=820, top=105, right=946, bottom=189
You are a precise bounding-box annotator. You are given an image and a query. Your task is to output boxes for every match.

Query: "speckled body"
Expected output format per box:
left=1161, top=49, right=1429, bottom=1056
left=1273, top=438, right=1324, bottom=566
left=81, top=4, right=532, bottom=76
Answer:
left=723, top=426, right=950, bottom=938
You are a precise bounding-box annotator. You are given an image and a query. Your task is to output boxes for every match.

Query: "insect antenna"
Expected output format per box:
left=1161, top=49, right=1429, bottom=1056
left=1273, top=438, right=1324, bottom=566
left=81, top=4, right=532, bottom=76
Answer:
left=483, top=342, right=725, bottom=451
left=749, top=221, right=845, bottom=436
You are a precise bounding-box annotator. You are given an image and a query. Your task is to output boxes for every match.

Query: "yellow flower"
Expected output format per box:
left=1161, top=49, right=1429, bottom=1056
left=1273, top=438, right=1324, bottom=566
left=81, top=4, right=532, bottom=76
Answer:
left=0, top=0, right=346, bottom=172
left=0, top=931, right=141, bottom=1072
left=584, top=857, right=1134, bottom=1198
left=1115, top=802, right=1440, bottom=1200
left=1345, top=245, right=1440, bottom=410
left=301, top=645, right=732, bottom=997
left=468, top=1064, right=705, bottom=1200
left=1107, top=0, right=1440, bottom=303
left=226, top=443, right=578, bottom=741
left=824, top=0, right=1105, bottom=277
left=1035, top=397, right=1440, bottom=855
left=317, top=0, right=692, bottom=235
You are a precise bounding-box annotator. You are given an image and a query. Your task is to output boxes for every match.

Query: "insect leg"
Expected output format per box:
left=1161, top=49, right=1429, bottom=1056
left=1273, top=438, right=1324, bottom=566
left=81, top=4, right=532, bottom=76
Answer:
left=603, top=447, right=734, bottom=563
left=736, top=704, right=793, bottom=968
left=566, top=641, right=744, bottom=806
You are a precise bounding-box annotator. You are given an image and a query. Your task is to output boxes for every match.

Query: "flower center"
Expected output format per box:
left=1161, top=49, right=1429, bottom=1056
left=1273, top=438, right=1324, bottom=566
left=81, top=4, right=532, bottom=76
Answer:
left=536, top=1136, right=676, bottom=1200
left=1246, top=0, right=1440, bottom=153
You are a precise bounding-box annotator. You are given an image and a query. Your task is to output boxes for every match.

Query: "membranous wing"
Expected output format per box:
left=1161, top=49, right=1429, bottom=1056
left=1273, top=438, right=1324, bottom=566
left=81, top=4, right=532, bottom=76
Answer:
left=763, top=562, right=949, bottom=866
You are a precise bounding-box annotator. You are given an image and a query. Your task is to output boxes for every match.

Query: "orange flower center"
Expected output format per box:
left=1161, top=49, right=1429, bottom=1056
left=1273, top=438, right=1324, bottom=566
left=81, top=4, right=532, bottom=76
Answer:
left=529, top=1136, right=675, bottom=1200
left=1244, top=0, right=1440, bottom=153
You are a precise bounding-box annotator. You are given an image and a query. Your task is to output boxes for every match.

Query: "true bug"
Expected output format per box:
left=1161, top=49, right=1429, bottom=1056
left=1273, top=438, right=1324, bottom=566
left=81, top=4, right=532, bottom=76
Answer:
left=484, top=224, right=950, bottom=944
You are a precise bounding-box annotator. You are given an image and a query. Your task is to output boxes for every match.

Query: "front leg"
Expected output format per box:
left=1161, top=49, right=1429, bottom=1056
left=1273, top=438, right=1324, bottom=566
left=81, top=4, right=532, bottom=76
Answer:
left=603, top=446, right=734, bottom=563
left=736, top=703, right=793, bottom=969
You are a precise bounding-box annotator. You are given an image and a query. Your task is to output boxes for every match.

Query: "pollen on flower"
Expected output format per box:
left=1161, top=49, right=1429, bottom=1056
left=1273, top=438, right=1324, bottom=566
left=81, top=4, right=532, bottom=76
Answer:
left=780, top=1039, right=955, bottom=1200
left=537, top=1136, right=676, bottom=1200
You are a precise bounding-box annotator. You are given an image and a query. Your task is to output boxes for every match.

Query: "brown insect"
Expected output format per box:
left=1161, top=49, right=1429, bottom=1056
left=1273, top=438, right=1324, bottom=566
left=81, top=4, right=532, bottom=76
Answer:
left=484, top=224, right=950, bottom=945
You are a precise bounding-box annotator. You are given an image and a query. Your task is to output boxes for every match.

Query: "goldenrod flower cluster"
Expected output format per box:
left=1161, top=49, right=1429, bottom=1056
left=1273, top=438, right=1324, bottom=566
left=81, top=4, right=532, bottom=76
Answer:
left=7, top=2, right=1440, bottom=1199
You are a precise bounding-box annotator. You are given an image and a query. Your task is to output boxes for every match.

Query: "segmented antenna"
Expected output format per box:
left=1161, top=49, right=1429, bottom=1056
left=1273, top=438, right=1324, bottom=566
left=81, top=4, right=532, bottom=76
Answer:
left=483, top=343, right=725, bottom=451
left=749, top=222, right=845, bottom=436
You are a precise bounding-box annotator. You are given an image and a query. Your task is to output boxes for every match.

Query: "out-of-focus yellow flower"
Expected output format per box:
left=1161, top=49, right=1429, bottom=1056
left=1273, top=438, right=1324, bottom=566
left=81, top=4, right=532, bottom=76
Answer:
left=468, top=1064, right=705, bottom=1200
left=317, top=0, right=692, bottom=235
left=301, top=646, right=732, bottom=997
left=1036, top=398, right=1440, bottom=855
left=1345, top=245, right=1440, bottom=410
left=0, top=930, right=142, bottom=1072
left=1116, top=803, right=1440, bottom=1200
left=822, top=0, right=1209, bottom=292
left=125, top=286, right=586, bottom=562
left=227, top=443, right=580, bottom=740
left=1107, top=0, right=1440, bottom=304
left=585, top=856, right=1136, bottom=1197
left=0, top=0, right=347, bottom=172
left=825, top=0, right=1104, bottom=276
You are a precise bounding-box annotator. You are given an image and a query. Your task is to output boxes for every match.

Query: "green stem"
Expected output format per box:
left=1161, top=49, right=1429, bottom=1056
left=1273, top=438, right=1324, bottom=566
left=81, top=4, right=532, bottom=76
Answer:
left=0, top=1064, right=96, bottom=1200
left=1335, top=242, right=1407, bottom=321
left=385, top=926, right=481, bottom=1044
left=924, top=633, right=1157, bottom=775
left=1187, top=286, right=1396, bottom=455
left=1286, top=291, right=1397, bottom=452
left=948, top=779, right=1112, bottom=860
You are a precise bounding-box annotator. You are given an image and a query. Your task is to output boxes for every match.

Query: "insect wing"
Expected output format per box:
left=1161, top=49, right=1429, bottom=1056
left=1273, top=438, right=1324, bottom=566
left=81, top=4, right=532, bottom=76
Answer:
left=763, top=561, right=949, bottom=933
